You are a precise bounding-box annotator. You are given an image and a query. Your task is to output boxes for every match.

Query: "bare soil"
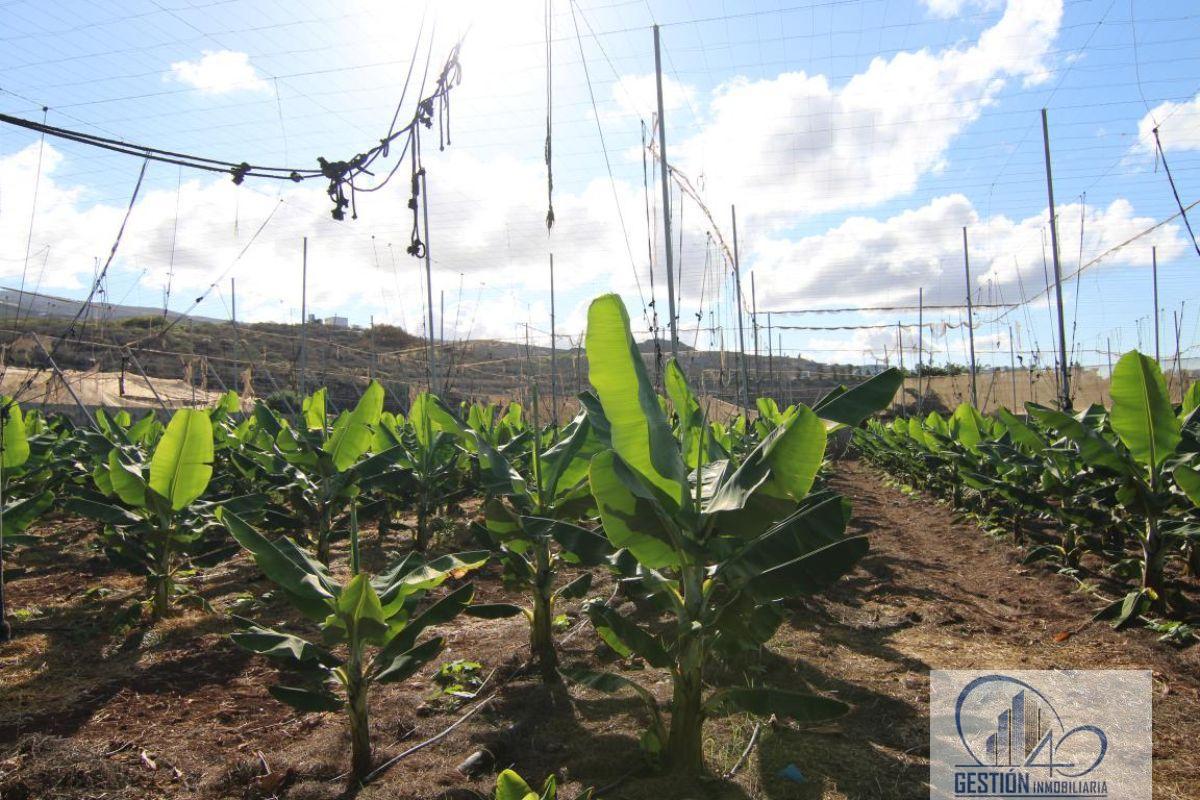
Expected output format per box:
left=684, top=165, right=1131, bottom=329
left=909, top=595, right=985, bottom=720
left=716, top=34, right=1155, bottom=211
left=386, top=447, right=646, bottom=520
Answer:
left=2, top=460, right=1197, bottom=799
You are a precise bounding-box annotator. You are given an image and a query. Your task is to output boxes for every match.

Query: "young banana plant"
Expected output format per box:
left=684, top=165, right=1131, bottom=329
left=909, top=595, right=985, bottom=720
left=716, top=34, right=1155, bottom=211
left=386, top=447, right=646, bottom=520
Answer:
left=1, top=398, right=53, bottom=641
left=465, top=398, right=611, bottom=681
left=391, top=392, right=468, bottom=551
left=67, top=408, right=215, bottom=619
left=254, top=382, right=393, bottom=563
left=218, top=507, right=488, bottom=783
left=569, top=294, right=889, bottom=775
left=1030, top=352, right=1191, bottom=621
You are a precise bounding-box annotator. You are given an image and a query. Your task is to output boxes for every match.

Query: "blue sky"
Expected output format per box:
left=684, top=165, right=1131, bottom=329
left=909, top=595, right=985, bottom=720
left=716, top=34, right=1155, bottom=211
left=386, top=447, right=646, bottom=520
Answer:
left=0, top=0, right=1198, bottom=371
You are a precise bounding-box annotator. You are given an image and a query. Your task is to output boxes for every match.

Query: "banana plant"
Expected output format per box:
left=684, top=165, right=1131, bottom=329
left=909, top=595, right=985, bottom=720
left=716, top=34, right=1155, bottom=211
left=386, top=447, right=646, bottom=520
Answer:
left=253, top=382, right=392, bottom=563
left=219, top=507, right=488, bottom=783
left=390, top=392, right=467, bottom=551
left=569, top=294, right=883, bottom=775
left=494, top=768, right=564, bottom=800
left=465, top=396, right=611, bottom=681
left=67, top=408, right=215, bottom=618
left=0, top=398, right=53, bottom=641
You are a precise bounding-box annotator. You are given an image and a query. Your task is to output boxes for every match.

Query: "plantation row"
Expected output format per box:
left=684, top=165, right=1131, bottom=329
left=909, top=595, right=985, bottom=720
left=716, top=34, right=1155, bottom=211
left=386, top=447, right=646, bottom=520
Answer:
left=854, top=351, right=1200, bottom=641
left=0, top=294, right=905, bottom=789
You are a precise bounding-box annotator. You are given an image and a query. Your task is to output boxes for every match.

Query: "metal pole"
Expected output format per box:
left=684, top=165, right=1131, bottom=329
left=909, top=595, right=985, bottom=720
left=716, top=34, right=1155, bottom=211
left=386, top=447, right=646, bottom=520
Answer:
left=653, top=25, right=678, bottom=360
left=421, top=169, right=437, bottom=392
left=917, top=288, right=925, bottom=414
left=300, top=237, right=308, bottom=396
left=730, top=204, right=751, bottom=416
left=962, top=227, right=978, bottom=408
left=549, top=253, right=559, bottom=428
left=1041, top=108, right=1072, bottom=410
left=1106, top=336, right=1113, bottom=403
left=897, top=321, right=905, bottom=414
left=1009, top=325, right=1018, bottom=410
left=31, top=333, right=94, bottom=427
left=751, top=271, right=760, bottom=394
left=231, top=277, right=238, bottom=393
left=767, top=312, right=774, bottom=398
left=124, top=348, right=169, bottom=414
left=1152, top=245, right=1160, bottom=364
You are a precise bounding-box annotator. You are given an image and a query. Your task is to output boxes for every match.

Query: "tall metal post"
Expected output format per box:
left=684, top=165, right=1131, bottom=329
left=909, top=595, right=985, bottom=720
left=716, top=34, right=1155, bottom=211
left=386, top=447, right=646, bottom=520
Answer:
left=549, top=253, right=559, bottom=427
left=897, top=321, right=905, bottom=413
left=751, top=271, right=760, bottom=393
left=730, top=204, right=751, bottom=416
left=962, top=227, right=978, bottom=407
left=1152, top=245, right=1161, bottom=363
left=653, top=25, right=678, bottom=359
left=1009, top=325, right=1018, bottom=410
left=300, top=237, right=308, bottom=396
left=917, top=288, right=925, bottom=414
left=231, top=277, right=238, bottom=392
left=1106, top=336, right=1114, bottom=403
left=1041, top=108, right=1072, bottom=410
left=421, top=170, right=437, bottom=392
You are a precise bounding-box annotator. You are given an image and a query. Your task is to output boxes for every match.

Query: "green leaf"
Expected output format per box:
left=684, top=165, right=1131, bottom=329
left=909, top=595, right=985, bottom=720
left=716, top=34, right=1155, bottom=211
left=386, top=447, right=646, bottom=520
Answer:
left=1109, top=351, right=1180, bottom=473
left=268, top=683, right=342, bottom=713
left=0, top=399, right=30, bottom=469
left=107, top=449, right=147, bottom=508
left=1, top=491, right=53, bottom=536
left=495, top=769, right=538, bottom=800
left=812, top=368, right=902, bottom=428
left=1183, top=381, right=1200, bottom=417
left=64, top=496, right=144, bottom=527
left=744, top=535, right=869, bottom=600
left=554, top=572, right=593, bottom=601
left=527, top=517, right=611, bottom=566
left=337, top=573, right=389, bottom=643
left=375, top=550, right=490, bottom=607
left=218, top=508, right=334, bottom=609
left=324, top=380, right=384, bottom=472
left=302, top=388, right=327, bottom=431
left=588, top=450, right=679, bottom=570
left=585, top=294, right=687, bottom=508
left=148, top=409, right=214, bottom=511
left=1174, top=465, right=1200, bottom=505
left=585, top=602, right=670, bottom=668
left=1026, top=404, right=1131, bottom=476
left=374, top=636, right=445, bottom=684
left=561, top=667, right=660, bottom=722
left=705, top=687, right=849, bottom=722
left=232, top=623, right=339, bottom=668
left=382, top=583, right=475, bottom=658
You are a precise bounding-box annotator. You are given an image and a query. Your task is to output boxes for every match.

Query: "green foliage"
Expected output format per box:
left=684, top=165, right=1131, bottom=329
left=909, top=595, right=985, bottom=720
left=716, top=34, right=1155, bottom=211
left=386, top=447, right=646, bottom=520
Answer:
left=572, top=293, right=891, bottom=774
left=220, top=507, right=488, bottom=782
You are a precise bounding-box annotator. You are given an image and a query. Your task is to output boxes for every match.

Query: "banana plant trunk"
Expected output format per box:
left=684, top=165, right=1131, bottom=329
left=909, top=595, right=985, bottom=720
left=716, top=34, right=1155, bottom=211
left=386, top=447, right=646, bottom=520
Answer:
left=1142, top=516, right=1167, bottom=610
left=415, top=501, right=430, bottom=551
left=666, top=657, right=705, bottom=774
left=530, top=586, right=558, bottom=682
left=316, top=507, right=332, bottom=566
left=346, top=651, right=372, bottom=782
left=667, top=565, right=706, bottom=774
left=150, top=532, right=171, bottom=619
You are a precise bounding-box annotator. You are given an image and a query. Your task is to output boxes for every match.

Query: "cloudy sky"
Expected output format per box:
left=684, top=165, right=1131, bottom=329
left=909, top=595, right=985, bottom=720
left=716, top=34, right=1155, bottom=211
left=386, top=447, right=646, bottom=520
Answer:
left=0, top=0, right=1198, bottom=368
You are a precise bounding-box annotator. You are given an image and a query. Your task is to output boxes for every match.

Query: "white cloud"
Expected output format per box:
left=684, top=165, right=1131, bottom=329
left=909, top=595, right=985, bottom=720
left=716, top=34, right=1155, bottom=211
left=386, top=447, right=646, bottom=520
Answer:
left=1136, top=92, right=1200, bottom=154
left=168, top=50, right=270, bottom=94
left=920, top=0, right=1001, bottom=19
left=606, top=73, right=696, bottom=122
left=748, top=193, right=1188, bottom=311
left=675, top=0, right=1062, bottom=223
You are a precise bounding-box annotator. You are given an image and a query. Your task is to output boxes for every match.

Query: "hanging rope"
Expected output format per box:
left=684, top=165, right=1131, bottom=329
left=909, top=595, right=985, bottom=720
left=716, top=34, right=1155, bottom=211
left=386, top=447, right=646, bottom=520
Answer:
left=0, top=39, right=463, bottom=221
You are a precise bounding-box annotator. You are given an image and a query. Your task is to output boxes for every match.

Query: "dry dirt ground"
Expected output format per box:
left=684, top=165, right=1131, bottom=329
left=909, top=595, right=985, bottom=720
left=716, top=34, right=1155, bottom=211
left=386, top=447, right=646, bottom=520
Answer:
left=1, top=459, right=1198, bottom=800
